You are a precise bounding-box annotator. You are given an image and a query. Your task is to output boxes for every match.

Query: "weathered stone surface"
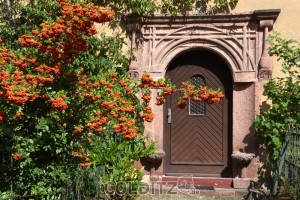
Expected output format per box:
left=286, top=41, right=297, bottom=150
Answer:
left=232, top=151, right=255, bottom=162
left=233, top=178, right=251, bottom=189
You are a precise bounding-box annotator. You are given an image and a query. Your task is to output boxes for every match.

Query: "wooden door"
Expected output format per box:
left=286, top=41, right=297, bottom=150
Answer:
left=164, top=51, right=232, bottom=177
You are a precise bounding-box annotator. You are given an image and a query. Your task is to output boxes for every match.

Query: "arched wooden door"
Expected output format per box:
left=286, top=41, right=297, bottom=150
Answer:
left=164, top=51, right=232, bottom=177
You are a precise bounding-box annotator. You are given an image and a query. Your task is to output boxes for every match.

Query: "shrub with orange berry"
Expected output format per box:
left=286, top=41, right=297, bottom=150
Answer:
left=0, top=0, right=223, bottom=198
left=0, top=0, right=153, bottom=197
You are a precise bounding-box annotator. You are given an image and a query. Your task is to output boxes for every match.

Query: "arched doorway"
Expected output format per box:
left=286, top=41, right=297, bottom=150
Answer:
left=164, top=50, right=233, bottom=177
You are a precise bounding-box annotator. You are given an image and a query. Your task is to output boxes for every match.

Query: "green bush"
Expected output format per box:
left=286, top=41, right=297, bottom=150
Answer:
left=255, top=32, right=300, bottom=170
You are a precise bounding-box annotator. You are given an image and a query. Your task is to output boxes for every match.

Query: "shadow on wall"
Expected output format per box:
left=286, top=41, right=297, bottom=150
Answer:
left=196, top=0, right=239, bottom=14
left=91, top=0, right=239, bottom=30
left=233, top=82, right=258, bottom=155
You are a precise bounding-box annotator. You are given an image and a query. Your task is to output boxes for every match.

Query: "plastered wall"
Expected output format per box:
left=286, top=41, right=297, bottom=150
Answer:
left=233, top=0, right=300, bottom=78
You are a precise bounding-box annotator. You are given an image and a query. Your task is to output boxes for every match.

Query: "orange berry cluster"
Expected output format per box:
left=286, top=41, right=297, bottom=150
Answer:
left=49, top=96, right=68, bottom=112
left=0, top=70, right=37, bottom=107
left=142, top=106, right=154, bottom=122
left=139, top=73, right=176, bottom=122
left=86, top=116, right=109, bottom=132
left=72, top=149, right=90, bottom=167
left=0, top=0, right=115, bottom=123
left=139, top=73, right=224, bottom=118
left=73, top=70, right=141, bottom=140
left=12, top=154, right=23, bottom=161
left=113, top=118, right=139, bottom=140
left=177, top=83, right=224, bottom=109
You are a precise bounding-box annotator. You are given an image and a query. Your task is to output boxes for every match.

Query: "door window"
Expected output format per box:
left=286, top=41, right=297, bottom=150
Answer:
left=189, top=75, right=205, bottom=115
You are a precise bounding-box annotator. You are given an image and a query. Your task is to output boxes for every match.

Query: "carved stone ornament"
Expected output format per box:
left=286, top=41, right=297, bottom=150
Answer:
left=123, top=10, right=280, bottom=82
left=258, top=69, right=272, bottom=80
left=126, top=70, right=139, bottom=80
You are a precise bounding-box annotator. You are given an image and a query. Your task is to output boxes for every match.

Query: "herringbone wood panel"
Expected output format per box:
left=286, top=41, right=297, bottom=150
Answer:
left=164, top=52, right=232, bottom=176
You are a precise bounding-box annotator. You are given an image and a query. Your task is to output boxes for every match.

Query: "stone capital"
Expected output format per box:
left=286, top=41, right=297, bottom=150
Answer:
left=254, top=9, right=281, bottom=29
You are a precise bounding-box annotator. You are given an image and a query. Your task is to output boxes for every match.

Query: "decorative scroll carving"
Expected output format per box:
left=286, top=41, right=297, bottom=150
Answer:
left=123, top=10, right=280, bottom=82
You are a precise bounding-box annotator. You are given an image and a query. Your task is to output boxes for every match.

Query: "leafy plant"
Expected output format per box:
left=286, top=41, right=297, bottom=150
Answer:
left=255, top=32, right=300, bottom=169
left=64, top=0, right=238, bottom=16
left=0, top=0, right=225, bottom=199
left=0, top=0, right=61, bottom=49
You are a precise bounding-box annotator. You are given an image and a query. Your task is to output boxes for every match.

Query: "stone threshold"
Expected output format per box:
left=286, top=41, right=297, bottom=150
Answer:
left=161, top=176, right=234, bottom=188
left=142, top=184, right=248, bottom=198
left=141, top=176, right=249, bottom=198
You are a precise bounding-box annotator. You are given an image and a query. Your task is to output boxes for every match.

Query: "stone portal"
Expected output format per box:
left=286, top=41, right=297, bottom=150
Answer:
left=124, top=9, right=280, bottom=188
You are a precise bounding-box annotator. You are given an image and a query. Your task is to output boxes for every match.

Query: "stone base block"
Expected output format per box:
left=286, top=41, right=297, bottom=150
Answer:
left=233, top=178, right=251, bottom=189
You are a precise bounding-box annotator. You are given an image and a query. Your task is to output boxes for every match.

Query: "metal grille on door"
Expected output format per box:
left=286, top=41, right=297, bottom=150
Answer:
left=189, top=75, right=206, bottom=115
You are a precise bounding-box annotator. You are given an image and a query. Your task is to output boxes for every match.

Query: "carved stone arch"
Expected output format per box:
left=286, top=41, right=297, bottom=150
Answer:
left=154, top=24, right=248, bottom=51
left=124, top=10, right=280, bottom=82
left=163, top=46, right=235, bottom=78
left=145, top=31, right=245, bottom=78
left=157, top=39, right=241, bottom=80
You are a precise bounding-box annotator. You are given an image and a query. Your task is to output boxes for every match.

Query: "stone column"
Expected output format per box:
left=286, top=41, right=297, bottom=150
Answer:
left=125, top=20, right=142, bottom=80
left=254, top=9, right=281, bottom=81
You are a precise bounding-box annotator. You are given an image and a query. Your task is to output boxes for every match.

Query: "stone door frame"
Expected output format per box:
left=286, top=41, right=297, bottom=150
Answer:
left=123, top=10, right=280, bottom=180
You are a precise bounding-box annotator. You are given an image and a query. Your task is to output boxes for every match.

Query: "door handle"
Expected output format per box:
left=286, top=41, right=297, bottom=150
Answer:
left=167, top=108, right=171, bottom=124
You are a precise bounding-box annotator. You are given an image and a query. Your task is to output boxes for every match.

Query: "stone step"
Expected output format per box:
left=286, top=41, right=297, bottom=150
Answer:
left=140, top=177, right=249, bottom=198
left=161, top=176, right=233, bottom=189
left=141, top=185, right=248, bottom=199
left=139, top=194, right=246, bottom=200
